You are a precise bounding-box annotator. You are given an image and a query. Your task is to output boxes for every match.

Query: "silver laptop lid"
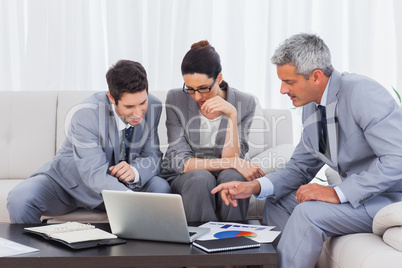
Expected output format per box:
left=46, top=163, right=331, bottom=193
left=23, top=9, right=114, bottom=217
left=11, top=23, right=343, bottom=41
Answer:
left=102, top=190, right=209, bottom=243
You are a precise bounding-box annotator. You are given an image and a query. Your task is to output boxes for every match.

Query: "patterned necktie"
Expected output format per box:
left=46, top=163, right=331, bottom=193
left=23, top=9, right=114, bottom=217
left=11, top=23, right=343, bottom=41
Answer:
left=124, top=126, right=133, bottom=162
left=318, top=105, right=327, bottom=154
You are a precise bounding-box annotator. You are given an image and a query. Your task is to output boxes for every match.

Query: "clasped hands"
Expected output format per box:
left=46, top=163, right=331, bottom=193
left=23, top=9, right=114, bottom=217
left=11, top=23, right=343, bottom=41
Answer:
left=109, top=161, right=135, bottom=183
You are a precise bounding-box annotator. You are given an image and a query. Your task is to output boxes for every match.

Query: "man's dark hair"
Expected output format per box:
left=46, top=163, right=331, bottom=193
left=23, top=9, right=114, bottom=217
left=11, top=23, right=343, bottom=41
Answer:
left=106, top=60, right=148, bottom=103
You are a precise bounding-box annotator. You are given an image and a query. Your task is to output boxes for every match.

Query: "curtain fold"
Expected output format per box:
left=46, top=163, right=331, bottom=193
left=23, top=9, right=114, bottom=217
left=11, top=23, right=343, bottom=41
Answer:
left=1, top=0, right=400, bottom=109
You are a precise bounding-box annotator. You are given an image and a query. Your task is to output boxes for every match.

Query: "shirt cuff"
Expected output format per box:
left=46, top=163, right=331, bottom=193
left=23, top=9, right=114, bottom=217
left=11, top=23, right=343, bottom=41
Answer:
left=255, top=177, right=274, bottom=199
left=334, top=186, right=348, bottom=203
left=125, top=166, right=141, bottom=190
left=131, top=166, right=140, bottom=183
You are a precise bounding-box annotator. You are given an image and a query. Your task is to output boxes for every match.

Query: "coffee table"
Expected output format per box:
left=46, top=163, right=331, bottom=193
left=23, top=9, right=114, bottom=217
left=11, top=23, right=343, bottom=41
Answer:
left=0, top=223, right=276, bottom=267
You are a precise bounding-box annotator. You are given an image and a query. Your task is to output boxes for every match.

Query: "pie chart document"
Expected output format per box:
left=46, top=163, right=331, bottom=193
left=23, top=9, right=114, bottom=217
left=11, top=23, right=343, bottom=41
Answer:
left=196, top=221, right=281, bottom=243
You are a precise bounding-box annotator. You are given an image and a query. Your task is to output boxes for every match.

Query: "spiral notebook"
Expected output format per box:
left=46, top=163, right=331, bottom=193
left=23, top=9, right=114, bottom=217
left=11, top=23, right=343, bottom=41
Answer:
left=192, top=236, right=260, bottom=253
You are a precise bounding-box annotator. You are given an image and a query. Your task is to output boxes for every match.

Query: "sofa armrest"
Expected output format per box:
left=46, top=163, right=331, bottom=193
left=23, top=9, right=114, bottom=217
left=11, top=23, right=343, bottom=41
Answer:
left=373, top=201, right=402, bottom=236
left=372, top=201, right=402, bottom=251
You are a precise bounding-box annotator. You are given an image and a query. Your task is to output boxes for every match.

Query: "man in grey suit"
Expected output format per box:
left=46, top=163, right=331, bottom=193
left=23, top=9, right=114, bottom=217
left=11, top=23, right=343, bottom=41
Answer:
left=212, top=33, right=402, bottom=267
left=7, top=60, right=170, bottom=223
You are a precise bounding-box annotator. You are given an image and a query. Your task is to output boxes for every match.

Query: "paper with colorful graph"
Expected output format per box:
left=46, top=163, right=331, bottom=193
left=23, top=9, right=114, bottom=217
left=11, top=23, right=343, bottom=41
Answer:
left=196, top=221, right=281, bottom=243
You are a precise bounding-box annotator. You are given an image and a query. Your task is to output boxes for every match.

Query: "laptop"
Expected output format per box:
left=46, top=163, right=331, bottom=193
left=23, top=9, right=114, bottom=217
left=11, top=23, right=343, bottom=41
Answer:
left=102, top=190, right=210, bottom=243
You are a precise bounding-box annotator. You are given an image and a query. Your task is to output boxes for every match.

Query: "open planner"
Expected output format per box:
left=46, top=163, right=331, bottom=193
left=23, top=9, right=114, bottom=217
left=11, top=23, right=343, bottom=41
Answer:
left=24, top=222, right=126, bottom=249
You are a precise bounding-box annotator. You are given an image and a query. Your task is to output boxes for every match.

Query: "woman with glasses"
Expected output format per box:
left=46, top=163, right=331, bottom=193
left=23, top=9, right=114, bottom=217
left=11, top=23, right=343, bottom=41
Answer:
left=161, top=40, right=264, bottom=222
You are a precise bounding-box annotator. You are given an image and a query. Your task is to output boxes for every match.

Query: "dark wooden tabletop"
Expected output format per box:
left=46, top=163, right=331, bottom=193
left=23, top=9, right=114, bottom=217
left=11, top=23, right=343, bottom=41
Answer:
left=0, top=223, right=276, bottom=267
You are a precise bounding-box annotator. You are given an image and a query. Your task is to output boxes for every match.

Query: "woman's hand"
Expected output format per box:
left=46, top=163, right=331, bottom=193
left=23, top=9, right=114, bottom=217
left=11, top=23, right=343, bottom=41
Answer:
left=230, top=157, right=265, bottom=181
left=201, top=96, right=237, bottom=119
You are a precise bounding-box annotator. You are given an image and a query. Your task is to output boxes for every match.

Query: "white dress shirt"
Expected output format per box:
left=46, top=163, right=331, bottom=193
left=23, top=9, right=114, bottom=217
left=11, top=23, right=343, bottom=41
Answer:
left=198, top=111, right=223, bottom=158
left=111, top=105, right=140, bottom=184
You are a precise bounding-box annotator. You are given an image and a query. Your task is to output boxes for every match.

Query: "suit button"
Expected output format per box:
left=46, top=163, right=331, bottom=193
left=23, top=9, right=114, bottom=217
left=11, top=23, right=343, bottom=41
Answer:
left=341, top=172, right=347, bottom=178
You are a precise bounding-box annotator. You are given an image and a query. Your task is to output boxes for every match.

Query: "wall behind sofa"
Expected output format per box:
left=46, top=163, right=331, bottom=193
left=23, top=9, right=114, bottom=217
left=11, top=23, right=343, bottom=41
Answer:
left=1, top=0, right=401, bottom=111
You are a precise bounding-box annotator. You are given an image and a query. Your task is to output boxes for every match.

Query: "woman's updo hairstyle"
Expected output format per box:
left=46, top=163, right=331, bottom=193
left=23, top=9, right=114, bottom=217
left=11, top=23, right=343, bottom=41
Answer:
left=181, top=40, right=228, bottom=90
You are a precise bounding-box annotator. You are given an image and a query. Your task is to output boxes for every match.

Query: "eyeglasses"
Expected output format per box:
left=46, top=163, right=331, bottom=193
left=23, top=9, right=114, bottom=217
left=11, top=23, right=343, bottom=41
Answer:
left=182, top=77, right=218, bottom=94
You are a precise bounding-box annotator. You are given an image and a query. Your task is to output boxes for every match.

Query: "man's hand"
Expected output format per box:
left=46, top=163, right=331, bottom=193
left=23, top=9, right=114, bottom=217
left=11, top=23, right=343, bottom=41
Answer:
left=109, top=161, right=135, bottom=183
left=231, top=157, right=265, bottom=181
left=296, top=183, right=340, bottom=204
left=211, top=180, right=261, bottom=207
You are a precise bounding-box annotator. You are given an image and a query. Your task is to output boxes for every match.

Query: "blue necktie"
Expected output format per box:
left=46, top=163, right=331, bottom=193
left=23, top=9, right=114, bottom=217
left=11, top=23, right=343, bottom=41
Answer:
left=318, top=105, right=327, bottom=154
left=124, top=126, right=133, bottom=162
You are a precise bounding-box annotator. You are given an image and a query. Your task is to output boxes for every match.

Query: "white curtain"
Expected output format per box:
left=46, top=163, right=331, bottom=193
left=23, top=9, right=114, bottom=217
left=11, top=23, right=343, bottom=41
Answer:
left=1, top=0, right=401, bottom=110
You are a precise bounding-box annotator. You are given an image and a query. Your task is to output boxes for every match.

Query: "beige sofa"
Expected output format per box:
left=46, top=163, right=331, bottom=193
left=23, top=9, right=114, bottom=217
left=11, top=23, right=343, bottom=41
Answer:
left=0, top=90, right=295, bottom=223
left=316, top=168, right=402, bottom=267
left=3, top=90, right=401, bottom=266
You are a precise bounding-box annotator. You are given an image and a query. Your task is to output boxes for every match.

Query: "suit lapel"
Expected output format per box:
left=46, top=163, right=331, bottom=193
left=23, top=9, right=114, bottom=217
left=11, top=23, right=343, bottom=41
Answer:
left=325, top=101, right=339, bottom=166
left=301, top=104, right=321, bottom=154
left=301, top=72, right=341, bottom=167
left=130, top=121, right=146, bottom=156
left=104, top=105, right=120, bottom=165
left=100, top=98, right=120, bottom=166
left=325, top=71, right=341, bottom=167
left=302, top=105, right=336, bottom=167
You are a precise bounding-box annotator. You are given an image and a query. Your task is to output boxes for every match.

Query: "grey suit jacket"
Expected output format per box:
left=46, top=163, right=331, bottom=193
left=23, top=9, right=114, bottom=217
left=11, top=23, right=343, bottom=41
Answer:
left=267, top=70, right=402, bottom=218
left=32, top=92, right=163, bottom=209
left=161, top=87, right=256, bottom=182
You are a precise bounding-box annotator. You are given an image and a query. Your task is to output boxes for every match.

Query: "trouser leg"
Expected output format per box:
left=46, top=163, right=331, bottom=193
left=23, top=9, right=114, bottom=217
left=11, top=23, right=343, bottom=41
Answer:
left=273, top=193, right=373, bottom=268
left=7, top=175, right=78, bottom=223
left=263, top=190, right=298, bottom=231
left=216, top=169, right=249, bottom=221
left=170, top=169, right=217, bottom=222
left=139, top=176, right=171, bottom=193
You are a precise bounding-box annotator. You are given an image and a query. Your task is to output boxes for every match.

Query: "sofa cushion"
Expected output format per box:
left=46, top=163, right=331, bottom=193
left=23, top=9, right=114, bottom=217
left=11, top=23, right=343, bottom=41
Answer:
left=383, top=226, right=402, bottom=251
left=251, top=144, right=294, bottom=174
left=317, top=233, right=402, bottom=268
left=0, top=91, right=57, bottom=180
left=373, top=201, right=402, bottom=236
left=262, top=108, right=293, bottom=150
left=153, top=91, right=168, bottom=154
left=247, top=99, right=266, bottom=158
left=325, top=167, right=342, bottom=185
left=56, top=91, right=100, bottom=150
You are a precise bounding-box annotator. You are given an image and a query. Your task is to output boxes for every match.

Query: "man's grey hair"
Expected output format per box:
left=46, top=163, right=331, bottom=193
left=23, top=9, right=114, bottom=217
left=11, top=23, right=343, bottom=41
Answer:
left=271, top=33, right=334, bottom=79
